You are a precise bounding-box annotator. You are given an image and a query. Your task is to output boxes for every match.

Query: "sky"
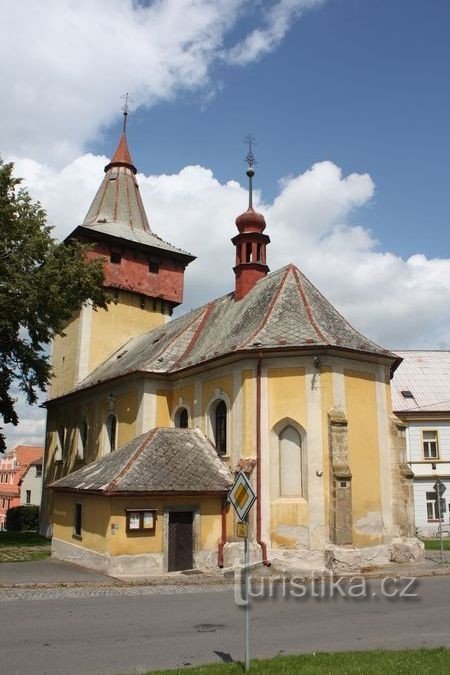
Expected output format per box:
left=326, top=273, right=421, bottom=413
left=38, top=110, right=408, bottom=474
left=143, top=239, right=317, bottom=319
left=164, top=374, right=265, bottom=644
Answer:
left=1, top=0, right=449, bottom=450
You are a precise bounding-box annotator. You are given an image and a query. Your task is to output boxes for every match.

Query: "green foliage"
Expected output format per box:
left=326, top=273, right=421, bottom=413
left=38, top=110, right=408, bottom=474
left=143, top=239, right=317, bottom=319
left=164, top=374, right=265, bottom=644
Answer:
left=0, top=530, right=49, bottom=546
left=5, top=505, right=40, bottom=531
left=0, top=158, right=108, bottom=451
left=149, top=648, right=450, bottom=674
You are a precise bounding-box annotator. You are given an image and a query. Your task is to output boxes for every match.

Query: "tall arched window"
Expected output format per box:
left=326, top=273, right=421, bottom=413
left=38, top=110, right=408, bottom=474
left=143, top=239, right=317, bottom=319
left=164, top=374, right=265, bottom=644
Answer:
left=214, top=401, right=227, bottom=456
left=78, top=419, right=88, bottom=460
left=174, top=407, right=189, bottom=428
left=105, top=414, right=117, bottom=454
left=279, top=425, right=302, bottom=497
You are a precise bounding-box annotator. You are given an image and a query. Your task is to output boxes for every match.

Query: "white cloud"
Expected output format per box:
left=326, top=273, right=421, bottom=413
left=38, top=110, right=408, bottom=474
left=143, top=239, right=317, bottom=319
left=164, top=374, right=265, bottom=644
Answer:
left=0, top=0, right=322, bottom=165
left=5, top=153, right=450, bottom=449
left=225, top=0, right=324, bottom=66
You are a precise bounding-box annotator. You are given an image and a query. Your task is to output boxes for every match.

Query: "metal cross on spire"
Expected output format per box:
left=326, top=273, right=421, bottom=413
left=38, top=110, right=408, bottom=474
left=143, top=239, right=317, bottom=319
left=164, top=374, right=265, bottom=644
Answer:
left=120, top=93, right=133, bottom=133
left=244, top=134, right=257, bottom=209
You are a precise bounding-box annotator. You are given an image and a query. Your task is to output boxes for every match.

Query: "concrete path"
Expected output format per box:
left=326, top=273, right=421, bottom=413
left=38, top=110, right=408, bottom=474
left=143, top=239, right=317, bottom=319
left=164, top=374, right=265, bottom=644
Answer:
left=0, top=558, right=113, bottom=586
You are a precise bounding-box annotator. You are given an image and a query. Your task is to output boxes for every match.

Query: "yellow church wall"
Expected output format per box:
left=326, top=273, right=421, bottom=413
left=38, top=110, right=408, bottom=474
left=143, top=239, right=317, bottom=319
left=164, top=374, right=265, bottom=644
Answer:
left=115, top=390, right=138, bottom=445
left=267, top=367, right=306, bottom=428
left=242, top=369, right=255, bottom=458
left=270, top=500, right=309, bottom=548
left=155, top=390, right=171, bottom=426
left=320, top=366, right=333, bottom=530
left=267, top=366, right=307, bottom=548
left=88, top=293, right=166, bottom=374
left=50, top=311, right=81, bottom=398
left=53, top=494, right=224, bottom=558
left=171, top=383, right=195, bottom=415
left=202, top=374, right=234, bottom=412
left=344, top=369, right=383, bottom=546
left=53, top=493, right=111, bottom=555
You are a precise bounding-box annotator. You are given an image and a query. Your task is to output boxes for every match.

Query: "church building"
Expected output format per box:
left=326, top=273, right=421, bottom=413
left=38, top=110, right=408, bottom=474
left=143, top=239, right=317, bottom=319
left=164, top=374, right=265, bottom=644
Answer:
left=41, top=118, right=422, bottom=575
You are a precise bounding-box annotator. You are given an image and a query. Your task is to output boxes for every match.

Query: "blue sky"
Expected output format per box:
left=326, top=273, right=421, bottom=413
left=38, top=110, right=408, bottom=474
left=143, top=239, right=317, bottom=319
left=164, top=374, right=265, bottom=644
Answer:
left=1, top=0, right=449, bottom=448
left=97, top=0, right=450, bottom=259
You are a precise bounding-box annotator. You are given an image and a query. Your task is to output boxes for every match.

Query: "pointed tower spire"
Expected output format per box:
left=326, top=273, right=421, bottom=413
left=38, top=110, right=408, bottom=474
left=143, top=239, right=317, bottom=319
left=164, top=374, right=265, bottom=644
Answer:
left=232, top=136, right=270, bottom=300
left=105, top=94, right=136, bottom=174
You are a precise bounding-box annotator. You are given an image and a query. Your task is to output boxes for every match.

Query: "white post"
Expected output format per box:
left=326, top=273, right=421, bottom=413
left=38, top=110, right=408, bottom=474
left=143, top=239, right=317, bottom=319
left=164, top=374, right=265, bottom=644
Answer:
left=244, top=520, right=250, bottom=673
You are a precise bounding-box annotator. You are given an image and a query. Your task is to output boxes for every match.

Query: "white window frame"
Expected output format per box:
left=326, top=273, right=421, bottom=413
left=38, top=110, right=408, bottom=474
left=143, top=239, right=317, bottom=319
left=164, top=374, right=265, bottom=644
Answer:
left=423, top=429, right=439, bottom=460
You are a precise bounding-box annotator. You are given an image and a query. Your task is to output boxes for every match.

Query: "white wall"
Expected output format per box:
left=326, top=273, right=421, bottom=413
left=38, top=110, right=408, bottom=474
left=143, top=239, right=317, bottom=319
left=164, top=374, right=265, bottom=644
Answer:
left=20, top=465, right=43, bottom=507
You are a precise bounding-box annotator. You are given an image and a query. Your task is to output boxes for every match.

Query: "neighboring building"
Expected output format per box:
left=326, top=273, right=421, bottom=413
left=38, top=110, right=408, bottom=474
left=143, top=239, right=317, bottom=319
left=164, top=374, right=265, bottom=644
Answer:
left=41, top=118, right=422, bottom=575
left=392, top=350, right=450, bottom=537
left=20, top=458, right=43, bottom=508
left=0, top=446, right=43, bottom=530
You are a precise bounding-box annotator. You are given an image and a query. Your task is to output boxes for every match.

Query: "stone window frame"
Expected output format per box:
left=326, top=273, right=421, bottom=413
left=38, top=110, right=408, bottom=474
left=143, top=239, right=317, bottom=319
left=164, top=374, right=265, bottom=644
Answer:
left=206, top=391, right=231, bottom=458
left=270, top=417, right=308, bottom=501
left=103, top=413, right=118, bottom=455
left=173, top=406, right=190, bottom=429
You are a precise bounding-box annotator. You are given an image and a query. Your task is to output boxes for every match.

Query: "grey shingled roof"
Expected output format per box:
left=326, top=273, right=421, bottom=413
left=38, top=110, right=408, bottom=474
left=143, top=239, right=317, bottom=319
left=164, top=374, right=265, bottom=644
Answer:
left=51, top=428, right=233, bottom=494
left=391, top=350, right=450, bottom=413
left=66, top=141, right=193, bottom=261
left=77, top=263, right=396, bottom=391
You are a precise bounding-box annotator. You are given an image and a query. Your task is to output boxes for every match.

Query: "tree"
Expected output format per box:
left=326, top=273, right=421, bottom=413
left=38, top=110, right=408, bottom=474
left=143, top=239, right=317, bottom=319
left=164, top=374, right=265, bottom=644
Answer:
left=0, top=158, right=109, bottom=452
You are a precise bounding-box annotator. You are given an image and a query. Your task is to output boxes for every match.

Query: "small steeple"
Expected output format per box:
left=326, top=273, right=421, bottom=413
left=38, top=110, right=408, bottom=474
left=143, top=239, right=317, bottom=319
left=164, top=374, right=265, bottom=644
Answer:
left=105, top=94, right=136, bottom=174
left=232, top=136, right=270, bottom=301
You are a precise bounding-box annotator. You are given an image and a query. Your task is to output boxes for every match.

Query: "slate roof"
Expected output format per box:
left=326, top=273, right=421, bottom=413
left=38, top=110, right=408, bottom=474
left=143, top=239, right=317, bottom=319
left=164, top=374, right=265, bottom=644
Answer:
left=66, top=132, right=193, bottom=262
left=51, top=428, right=233, bottom=494
left=76, top=263, right=397, bottom=392
left=391, top=350, right=450, bottom=413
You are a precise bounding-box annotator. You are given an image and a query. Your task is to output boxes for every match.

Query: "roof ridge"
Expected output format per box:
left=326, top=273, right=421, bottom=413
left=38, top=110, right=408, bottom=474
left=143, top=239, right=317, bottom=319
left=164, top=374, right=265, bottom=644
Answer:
left=106, top=429, right=156, bottom=493
left=171, top=303, right=215, bottom=370
left=292, top=266, right=328, bottom=344
left=240, top=265, right=293, bottom=349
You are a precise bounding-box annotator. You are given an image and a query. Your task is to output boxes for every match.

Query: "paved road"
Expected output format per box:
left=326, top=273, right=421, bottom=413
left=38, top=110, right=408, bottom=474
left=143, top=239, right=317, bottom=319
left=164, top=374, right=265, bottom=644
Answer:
left=1, top=576, right=449, bottom=674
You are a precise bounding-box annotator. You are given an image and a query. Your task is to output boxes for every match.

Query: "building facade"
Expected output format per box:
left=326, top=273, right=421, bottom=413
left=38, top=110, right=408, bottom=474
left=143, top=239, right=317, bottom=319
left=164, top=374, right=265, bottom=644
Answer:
left=0, top=446, right=43, bottom=530
left=392, top=350, right=450, bottom=537
left=41, top=123, right=422, bottom=575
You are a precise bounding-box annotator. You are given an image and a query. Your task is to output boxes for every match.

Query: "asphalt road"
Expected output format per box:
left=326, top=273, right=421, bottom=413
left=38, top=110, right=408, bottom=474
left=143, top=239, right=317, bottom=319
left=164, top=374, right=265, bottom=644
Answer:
left=1, top=576, right=449, bottom=674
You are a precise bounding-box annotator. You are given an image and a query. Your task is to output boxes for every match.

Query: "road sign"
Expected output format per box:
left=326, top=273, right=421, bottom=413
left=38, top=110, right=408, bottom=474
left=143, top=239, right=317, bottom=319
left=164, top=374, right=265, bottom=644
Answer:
left=434, top=479, right=446, bottom=496
left=236, top=521, right=249, bottom=538
left=228, top=470, right=256, bottom=521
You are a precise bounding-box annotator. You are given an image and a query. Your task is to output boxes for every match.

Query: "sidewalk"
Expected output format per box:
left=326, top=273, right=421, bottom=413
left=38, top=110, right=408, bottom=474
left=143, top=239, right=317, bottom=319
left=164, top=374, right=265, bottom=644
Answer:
left=0, top=551, right=449, bottom=591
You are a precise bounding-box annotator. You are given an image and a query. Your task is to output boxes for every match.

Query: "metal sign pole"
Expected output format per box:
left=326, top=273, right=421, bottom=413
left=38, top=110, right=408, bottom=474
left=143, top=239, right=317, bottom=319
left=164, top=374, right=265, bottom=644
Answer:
left=437, top=490, right=444, bottom=565
left=244, top=517, right=250, bottom=673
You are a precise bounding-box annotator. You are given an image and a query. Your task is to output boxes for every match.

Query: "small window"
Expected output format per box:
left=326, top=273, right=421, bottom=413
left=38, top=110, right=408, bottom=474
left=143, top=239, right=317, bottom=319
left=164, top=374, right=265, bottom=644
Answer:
left=401, top=390, right=414, bottom=399
left=35, top=465, right=42, bottom=478
left=149, top=261, right=160, bottom=274
left=26, top=490, right=31, bottom=505
left=426, top=492, right=439, bottom=521
left=55, top=426, right=65, bottom=461
left=423, top=430, right=439, bottom=459
left=126, top=509, right=156, bottom=533
left=214, top=401, right=227, bottom=456
left=174, top=408, right=189, bottom=429
left=73, top=503, right=82, bottom=538
left=110, top=252, right=121, bottom=264
left=78, top=420, right=88, bottom=460
left=105, top=414, right=117, bottom=453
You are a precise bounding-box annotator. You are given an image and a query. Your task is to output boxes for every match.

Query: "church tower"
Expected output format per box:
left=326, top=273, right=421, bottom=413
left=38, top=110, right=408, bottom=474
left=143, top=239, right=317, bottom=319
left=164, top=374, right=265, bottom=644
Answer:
left=50, top=111, right=194, bottom=398
left=232, top=139, right=270, bottom=300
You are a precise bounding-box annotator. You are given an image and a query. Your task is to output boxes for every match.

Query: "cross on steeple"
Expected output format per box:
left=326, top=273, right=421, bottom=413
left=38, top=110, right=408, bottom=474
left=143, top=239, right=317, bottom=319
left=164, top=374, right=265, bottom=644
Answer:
left=120, top=93, right=133, bottom=133
left=244, top=134, right=257, bottom=209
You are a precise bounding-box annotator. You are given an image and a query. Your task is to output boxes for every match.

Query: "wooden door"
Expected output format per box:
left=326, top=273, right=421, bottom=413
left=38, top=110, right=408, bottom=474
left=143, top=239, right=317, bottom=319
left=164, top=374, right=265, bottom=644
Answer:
left=168, top=511, right=194, bottom=572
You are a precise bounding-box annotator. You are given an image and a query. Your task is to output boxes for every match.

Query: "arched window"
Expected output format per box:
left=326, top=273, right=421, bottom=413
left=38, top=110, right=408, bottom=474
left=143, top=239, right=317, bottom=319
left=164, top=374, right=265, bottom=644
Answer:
left=78, top=419, right=88, bottom=460
left=279, top=425, right=303, bottom=497
left=214, top=401, right=227, bottom=456
left=105, top=414, right=117, bottom=454
left=55, top=426, right=65, bottom=462
left=174, top=407, right=189, bottom=428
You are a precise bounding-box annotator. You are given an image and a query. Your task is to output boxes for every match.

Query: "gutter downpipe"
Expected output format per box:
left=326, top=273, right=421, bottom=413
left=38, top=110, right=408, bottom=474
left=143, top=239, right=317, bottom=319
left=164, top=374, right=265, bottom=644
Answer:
left=217, top=497, right=227, bottom=568
left=257, top=353, right=271, bottom=566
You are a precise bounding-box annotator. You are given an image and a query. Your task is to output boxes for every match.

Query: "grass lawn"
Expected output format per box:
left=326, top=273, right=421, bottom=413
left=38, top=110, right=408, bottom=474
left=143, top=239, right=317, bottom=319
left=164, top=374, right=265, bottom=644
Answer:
left=148, top=648, right=449, bottom=674
left=422, top=538, right=450, bottom=551
left=0, top=531, right=51, bottom=562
